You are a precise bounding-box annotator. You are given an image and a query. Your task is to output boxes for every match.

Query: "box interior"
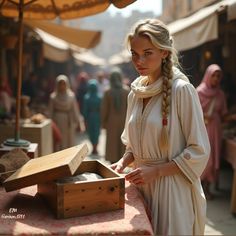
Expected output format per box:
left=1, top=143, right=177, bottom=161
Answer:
left=56, top=160, right=120, bottom=184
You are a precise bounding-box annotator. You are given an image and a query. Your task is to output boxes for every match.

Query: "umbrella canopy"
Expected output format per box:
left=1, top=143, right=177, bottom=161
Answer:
left=0, top=0, right=137, bottom=147
left=0, top=0, right=137, bottom=19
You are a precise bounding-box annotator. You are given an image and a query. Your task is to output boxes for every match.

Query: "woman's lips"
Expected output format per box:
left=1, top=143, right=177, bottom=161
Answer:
left=137, top=67, right=147, bottom=72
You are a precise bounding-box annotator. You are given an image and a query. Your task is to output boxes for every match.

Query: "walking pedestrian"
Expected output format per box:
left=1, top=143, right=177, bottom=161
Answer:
left=111, top=18, right=210, bottom=235
left=49, top=74, right=82, bottom=151
left=101, top=68, right=129, bottom=163
left=197, top=64, right=236, bottom=199
left=83, top=79, right=101, bottom=155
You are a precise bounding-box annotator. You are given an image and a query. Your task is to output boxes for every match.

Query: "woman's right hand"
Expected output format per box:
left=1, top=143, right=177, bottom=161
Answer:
left=110, top=162, right=124, bottom=173
left=110, top=152, right=134, bottom=174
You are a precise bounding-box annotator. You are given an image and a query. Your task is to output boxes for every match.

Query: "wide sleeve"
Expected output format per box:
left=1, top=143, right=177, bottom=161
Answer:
left=71, top=94, right=81, bottom=124
left=121, top=91, right=134, bottom=152
left=172, top=83, right=210, bottom=184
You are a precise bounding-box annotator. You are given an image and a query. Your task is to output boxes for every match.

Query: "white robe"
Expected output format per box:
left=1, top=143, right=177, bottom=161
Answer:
left=121, top=77, right=210, bottom=235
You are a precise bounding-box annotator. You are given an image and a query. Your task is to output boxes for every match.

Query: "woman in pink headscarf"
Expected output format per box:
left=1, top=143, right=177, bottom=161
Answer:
left=197, top=64, right=235, bottom=199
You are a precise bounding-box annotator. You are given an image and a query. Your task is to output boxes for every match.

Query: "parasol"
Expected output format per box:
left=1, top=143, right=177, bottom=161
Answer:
left=0, top=0, right=136, bottom=147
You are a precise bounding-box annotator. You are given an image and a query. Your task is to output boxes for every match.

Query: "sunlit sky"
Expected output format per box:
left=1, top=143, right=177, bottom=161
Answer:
left=108, top=0, right=162, bottom=17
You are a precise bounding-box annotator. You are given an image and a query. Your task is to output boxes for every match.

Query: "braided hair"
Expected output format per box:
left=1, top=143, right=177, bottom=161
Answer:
left=126, top=19, right=180, bottom=152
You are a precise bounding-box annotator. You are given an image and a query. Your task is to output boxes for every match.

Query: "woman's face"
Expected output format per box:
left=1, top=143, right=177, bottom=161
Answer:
left=130, top=35, right=167, bottom=80
left=209, top=70, right=221, bottom=88
left=58, top=80, right=67, bottom=93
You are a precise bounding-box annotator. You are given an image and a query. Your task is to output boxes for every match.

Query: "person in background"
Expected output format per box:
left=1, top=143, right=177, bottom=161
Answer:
left=22, top=72, right=38, bottom=105
left=197, top=64, right=236, bottom=200
left=0, top=90, right=12, bottom=119
left=110, top=19, right=210, bottom=235
left=83, top=79, right=101, bottom=155
left=49, top=75, right=82, bottom=151
left=76, top=71, right=89, bottom=115
left=95, top=70, right=109, bottom=97
left=0, top=76, right=14, bottom=119
left=101, top=68, right=130, bottom=163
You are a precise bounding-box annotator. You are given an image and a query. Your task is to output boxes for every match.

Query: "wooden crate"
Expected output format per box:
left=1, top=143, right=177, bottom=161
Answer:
left=3, top=143, right=125, bottom=219
left=38, top=160, right=125, bottom=219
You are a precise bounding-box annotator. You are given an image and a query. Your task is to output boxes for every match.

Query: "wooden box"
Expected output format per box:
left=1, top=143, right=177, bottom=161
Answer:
left=3, top=144, right=125, bottom=219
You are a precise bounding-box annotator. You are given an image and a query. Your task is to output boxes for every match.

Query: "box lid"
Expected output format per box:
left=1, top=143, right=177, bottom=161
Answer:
left=3, top=143, right=88, bottom=192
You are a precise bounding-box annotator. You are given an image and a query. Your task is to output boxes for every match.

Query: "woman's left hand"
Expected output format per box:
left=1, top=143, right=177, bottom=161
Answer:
left=125, top=165, right=160, bottom=185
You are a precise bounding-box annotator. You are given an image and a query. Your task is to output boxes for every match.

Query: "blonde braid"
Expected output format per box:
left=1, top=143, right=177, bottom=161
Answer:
left=159, top=54, right=173, bottom=152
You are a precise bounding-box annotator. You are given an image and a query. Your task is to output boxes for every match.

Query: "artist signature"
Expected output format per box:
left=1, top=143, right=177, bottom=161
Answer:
left=1, top=208, right=25, bottom=219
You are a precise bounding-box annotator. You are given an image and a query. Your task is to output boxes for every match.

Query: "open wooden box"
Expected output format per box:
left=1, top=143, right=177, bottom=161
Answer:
left=3, top=144, right=125, bottom=219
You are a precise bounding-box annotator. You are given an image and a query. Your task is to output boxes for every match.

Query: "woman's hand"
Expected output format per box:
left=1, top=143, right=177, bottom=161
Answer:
left=125, top=165, right=160, bottom=185
left=125, top=161, right=182, bottom=185
left=110, top=151, right=134, bottom=174
left=110, top=162, right=125, bottom=173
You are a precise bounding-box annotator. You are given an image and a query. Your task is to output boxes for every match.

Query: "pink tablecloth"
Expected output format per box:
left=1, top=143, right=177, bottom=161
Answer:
left=0, top=182, right=153, bottom=235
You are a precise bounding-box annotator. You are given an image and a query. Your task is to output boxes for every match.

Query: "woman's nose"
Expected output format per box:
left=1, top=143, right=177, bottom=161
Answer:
left=136, top=55, right=145, bottom=64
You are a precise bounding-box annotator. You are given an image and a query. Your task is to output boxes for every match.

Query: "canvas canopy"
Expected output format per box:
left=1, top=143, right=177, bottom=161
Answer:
left=168, top=0, right=236, bottom=52
left=24, top=20, right=101, bottom=49
left=24, top=20, right=101, bottom=62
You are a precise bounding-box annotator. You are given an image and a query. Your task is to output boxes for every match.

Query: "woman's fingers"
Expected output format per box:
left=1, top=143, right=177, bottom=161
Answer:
left=125, top=168, right=145, bottom=185
left=125, top=168, right=140, bottom=180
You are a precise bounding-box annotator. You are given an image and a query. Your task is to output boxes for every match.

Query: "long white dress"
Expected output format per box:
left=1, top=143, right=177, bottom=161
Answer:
left=121, top=71, right=210, bottom=235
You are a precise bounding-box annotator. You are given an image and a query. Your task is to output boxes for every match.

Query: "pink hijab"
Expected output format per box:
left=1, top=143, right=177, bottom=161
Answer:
left=196, top=64, right=223, bottom=109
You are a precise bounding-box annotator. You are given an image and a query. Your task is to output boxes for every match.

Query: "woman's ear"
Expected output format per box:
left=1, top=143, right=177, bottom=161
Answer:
left=161, top=49, right=169, bottom=59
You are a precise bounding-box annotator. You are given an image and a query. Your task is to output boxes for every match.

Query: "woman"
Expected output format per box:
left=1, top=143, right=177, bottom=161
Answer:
left=111, top=19, right=210, bottom=235
left=197, top=64, right=236, bottom=199
left=101, top=69, right=130, bottom=163
left=83, top=79, right=101, bottom=155
left=49, top=75, right=81, bottom=151
left=0, top=76, right=13, bottom=119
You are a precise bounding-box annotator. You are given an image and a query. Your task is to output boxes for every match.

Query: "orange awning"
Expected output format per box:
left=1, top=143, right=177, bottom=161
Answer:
left=0, top=0, right=137, bottom=20
left=24, top=19, right=101, bottom=49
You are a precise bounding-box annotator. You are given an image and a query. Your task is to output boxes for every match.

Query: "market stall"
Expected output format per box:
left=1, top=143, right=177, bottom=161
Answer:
left=0, top=181, right=153, bottom=235
left=223, top=122, right=236, bottom=214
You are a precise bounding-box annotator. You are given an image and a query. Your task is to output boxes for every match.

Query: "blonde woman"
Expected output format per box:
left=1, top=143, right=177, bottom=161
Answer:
left=111, top=19, right=210, bottom=235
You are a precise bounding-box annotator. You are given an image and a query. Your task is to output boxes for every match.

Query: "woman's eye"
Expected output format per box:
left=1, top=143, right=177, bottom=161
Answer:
left=144, top=52, right=152, bottom=57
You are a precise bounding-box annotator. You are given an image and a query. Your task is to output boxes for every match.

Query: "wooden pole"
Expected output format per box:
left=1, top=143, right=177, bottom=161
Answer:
left=14, top=0, right=24, bottom=141
left=4, top=0, right=29, bottom=147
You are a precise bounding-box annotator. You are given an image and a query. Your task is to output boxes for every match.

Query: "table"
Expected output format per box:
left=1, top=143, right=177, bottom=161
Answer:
left=223, top=138, right=236, bottom=214
left=0, top=119, right=53, bottom=156
left=0, top=182, right=154, bottom=235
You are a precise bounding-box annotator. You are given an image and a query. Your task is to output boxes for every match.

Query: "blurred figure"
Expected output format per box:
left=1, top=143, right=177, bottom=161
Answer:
left=83, top=79, right=101, bottom=155
left=76, top=71, right=89, bottom=114
left=0, top=76, right=13, bottom=119
left=0, top=90, right=12, bottom=119
left=22, top=72, right=38, bottom=105
left=0, top=76, right=13, bottom=97
left=101, top=69, right=130, bottom=163
left=95, top=70, right=109, bottom=97
left=49, top=75, right=82, bottom=151
left=197, top=64, right=236, bottom=199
